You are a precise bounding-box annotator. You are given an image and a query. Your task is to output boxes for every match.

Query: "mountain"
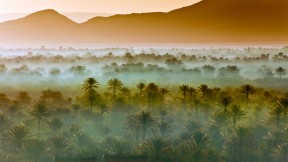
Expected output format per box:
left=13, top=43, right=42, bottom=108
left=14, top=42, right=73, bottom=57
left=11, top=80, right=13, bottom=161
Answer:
left=1, top=0, right=288, bottom=46
left=0, top=12, right=113, bottom=23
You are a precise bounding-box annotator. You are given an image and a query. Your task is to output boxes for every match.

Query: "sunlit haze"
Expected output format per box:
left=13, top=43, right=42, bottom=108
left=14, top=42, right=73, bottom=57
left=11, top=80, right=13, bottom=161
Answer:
left=0, top=0, right=201, bottom=14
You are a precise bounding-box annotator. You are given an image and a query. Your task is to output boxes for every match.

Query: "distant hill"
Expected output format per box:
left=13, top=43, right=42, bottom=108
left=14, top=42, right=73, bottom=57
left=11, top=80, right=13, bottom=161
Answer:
left=0, top=12, right=113, bottom=23
left=1, top=0, right=288, bottom=46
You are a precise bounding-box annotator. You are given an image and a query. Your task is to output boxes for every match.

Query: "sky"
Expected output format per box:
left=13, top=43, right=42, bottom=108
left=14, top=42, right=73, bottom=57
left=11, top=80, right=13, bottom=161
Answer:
left=0, top=0, right=201, bottom=14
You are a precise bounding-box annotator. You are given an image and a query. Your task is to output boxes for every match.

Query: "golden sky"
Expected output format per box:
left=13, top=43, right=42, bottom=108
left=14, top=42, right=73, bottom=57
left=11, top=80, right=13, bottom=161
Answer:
left=0, top=0, right=201, bottom=14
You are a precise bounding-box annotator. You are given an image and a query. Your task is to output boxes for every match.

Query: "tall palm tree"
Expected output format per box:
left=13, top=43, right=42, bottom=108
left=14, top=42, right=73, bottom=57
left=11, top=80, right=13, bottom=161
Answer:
left=224, top=126, right=256, bottom=162
left=188, top=87, right=196, bottom=102
left=136, top=111, right=156, bottom=140
left=3, top=123, right=31, bottom=151
left=82, top=77, right=99, bottom=110
left=159, top=88, right=169, bottom=105
left=15, top=91, right=31, bottom=106
left=179, top=84, right=189, bottom=103
left=275, top=67, right=287, bottom=79
left=198, top=84, right=209, bottom=100
left=229, top=104, right=246, bottom=128
left=240, top=84, right=256, bottom=104
left=268, top=104, right=284, bottom=128
left=30, top=102, right=50, bottom=128
left=219, top=96, right=232, bottom=115
left=120, top=87, right=131, bottom=100
left=107, top=78, right=123, bottom=99
left=136, top=83, right=145, bottom=98
left=145, top=83, right=159, bottom=109
left=82, top=77, right=99, bottom=92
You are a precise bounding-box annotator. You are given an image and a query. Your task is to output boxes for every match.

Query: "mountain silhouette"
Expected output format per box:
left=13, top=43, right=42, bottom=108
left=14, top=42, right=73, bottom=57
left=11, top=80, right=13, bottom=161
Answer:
left=1, top=0, right=288, bottom=46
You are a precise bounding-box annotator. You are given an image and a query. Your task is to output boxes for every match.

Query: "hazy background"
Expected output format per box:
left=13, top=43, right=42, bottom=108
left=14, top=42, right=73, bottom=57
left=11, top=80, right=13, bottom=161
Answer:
left=0, top=0, right=200, bottom=23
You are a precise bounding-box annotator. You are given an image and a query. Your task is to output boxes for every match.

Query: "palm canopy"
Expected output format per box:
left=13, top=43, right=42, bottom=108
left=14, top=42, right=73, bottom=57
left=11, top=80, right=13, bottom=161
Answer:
left=107, top=78, right=123, bottom=99
left=30, top=102, right=50, bottom=127
left=240, top=84, right=256, bottom=103
left=179, top=84, right=190, bottom=100
left=82, top=77, right=99, bottom=91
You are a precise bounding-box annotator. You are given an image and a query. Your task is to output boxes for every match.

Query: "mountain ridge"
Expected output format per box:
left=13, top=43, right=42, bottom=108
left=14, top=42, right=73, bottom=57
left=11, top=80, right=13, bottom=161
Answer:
left=1, top=0, right=288, bottom=46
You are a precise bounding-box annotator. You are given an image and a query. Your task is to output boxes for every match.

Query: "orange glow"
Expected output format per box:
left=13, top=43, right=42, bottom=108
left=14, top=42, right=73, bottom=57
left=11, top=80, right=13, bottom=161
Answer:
left=0, top=0, right=201, bottom=14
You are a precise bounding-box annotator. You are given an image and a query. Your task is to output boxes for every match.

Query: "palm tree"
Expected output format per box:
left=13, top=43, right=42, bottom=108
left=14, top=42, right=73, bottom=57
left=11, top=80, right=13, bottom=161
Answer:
left=188, top=87, right=196, bottom=102
left=268, top=104, right=284, bottom=128
left=240, top=84, right=256, bottom=104
left=229, top=104, right=247, bottom=128
left=107, top=78, right=123, bottom=99
left=179, top=84, right=189, bottom=103
left=275, top=67, right=287, bottom=79
left=120, top=87, right=131, bottom=100
left=198, top=84, right=209, bottom=100
left=136, top=83, right=145, bottom=98
left=30, top=102, right=50, bottom=128
left=159, top=88, right=169, bottom=105
left=224, top=126, right=256, bottom=162
left=219, top=96, right=232, bottom=115
left=136, top=111, right=156, bottom=140
left=47, top=117, right=63, bottom=133
left=82, top=77, right=99, bottom=111
left=15, top=91, right=31, bottom=106
left=145, top=83, right=159, bottom=109
left=3, top=123, right=31, bottom=151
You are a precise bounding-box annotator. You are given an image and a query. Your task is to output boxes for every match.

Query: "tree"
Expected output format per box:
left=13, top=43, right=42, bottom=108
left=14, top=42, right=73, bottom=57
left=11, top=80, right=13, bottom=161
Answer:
left=276, top=67, right=287, bottom=79
left=82, top=77, right=99, bottom=111
left=15, top=91, right=31, bottom=106
left=224, top=126, right=256, bottom=162
left=137, top=83, right=145, bottom=98
left=229, top=104, right=246, bottom=128
left=198, top=84, right=209, bottom=100
left=30, top=102, right=50, bottom=128
left=107, top=78, right=123, bottom=99
left=268, top=104, right=284, bottom=128
left=3, top=123, right=31, bottom=151
left=179, top=84, right=190, bottom=106
left=240, top=84, right=256, bottom=104
left=219, top=96, right=232, bottom=115
left=136, top=111, right=156, bottom=140
left=159, top=88, right=169, bottom=105
left=145, top=83, right=159, bottom=109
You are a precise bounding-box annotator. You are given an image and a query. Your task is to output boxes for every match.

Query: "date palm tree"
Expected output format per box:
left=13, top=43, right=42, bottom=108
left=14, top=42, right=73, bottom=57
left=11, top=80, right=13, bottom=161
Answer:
left=107, top=78, right=123, bottom=99
left=219, top=96, right=232, bottom=115
left=145, top=83, right=159, bottom=109
left=3, top=123, right=31, bottom=151
left=137, top=83, right=145, bottom=98
left=229, top=104, right=247, bottom=128
left=136, top=111, right=156, bottom=140
left=240, top=84, right=256, bottom=104
left=31, top=102, right=50, bottom=128
left=268, top=104, right=284, bottom=128
left=179, top=84, right=189, bottom=104
left=275, top=67, right=287, bottom=79
left=82, top=77, right=99, bottom=111
left=198, top=84, right=209, bottom=100
left=224, top=126, right=256, bottom=162
left=159, top=88, right=169, bottom=105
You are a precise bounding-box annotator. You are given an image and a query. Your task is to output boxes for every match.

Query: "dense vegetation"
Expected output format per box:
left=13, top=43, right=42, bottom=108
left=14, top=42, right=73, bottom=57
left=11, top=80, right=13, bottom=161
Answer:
left=0, top=47, right=288, bottom=162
